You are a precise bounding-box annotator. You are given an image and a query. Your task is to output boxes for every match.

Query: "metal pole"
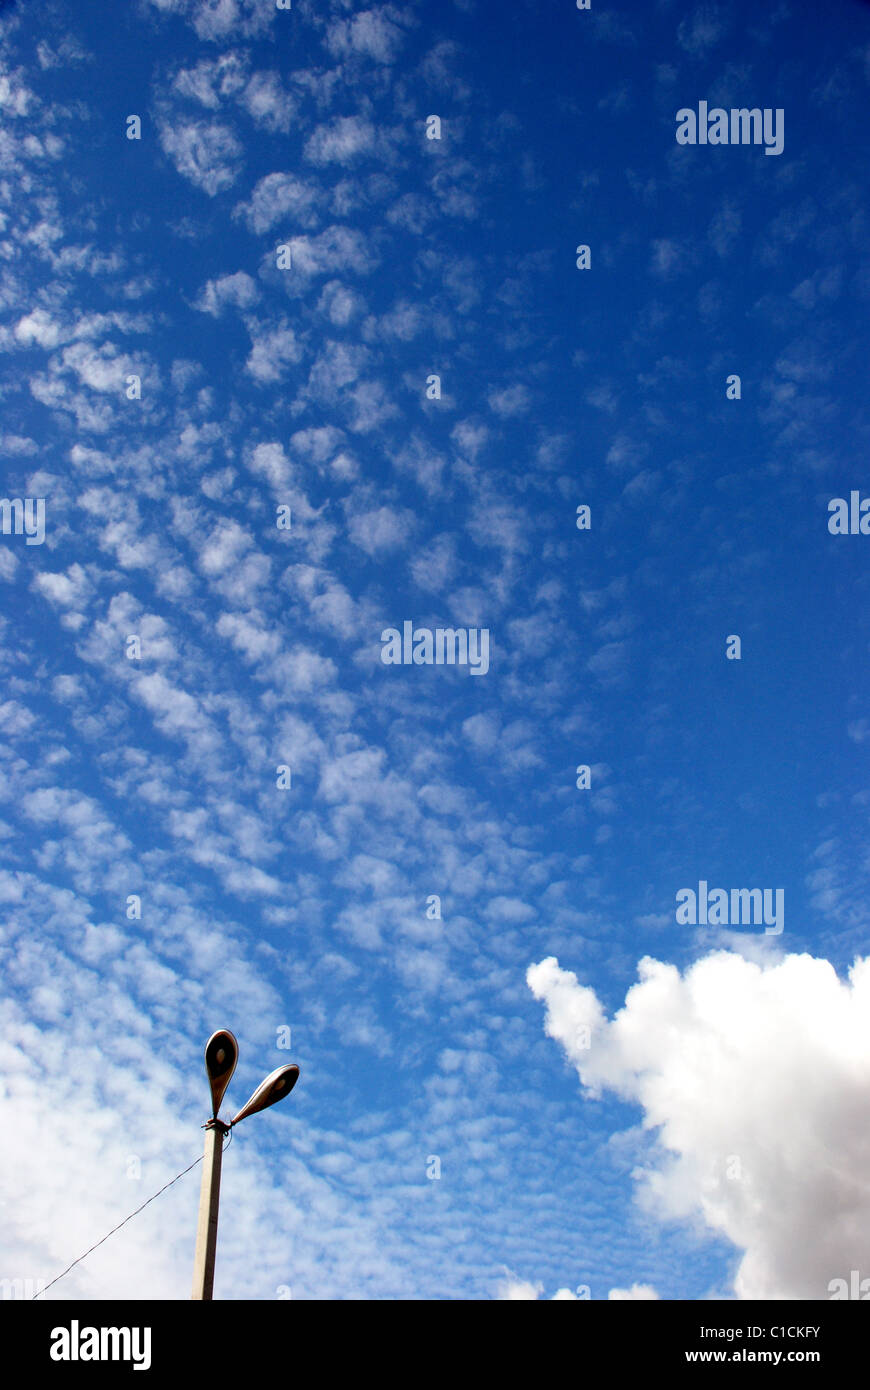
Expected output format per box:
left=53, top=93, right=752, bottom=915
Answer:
left=191, top=1119, right=230, bottom=1300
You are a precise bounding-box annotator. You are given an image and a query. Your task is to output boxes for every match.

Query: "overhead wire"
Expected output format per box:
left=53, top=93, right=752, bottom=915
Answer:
left=31, top=1133, right=230, bottom=1300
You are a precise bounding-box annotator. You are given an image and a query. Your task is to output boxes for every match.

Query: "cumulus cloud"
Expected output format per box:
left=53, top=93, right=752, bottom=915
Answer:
left=527, top=949, right=870, bottom=1299
left=172, top=53, right=246, bottom=107
left=36, top=36, right=90, bottom=69
left=234, top=172, right=323, bottom=235
left=347, top=505, right=414, bottom=558
left=290, top=426, right=357, bottom=480
left=496, top=1274, right=543, bottom=1300
left=244, top=317, right=303, bottom=382
left=158, top=117, right=242, bottom=195
left=304, top=116, right=376, bottom=166
left=410, top=532, right=457, bottom=593
left=33, top=563, right=91, bottom=612
left=0, top=433, right=38, bottom=454
left=15, top=308, right=62, bottom=348
left=284, top=227, right=377, bottom=281
left=239, top=71, right=294, bottom=132
left=58, top=341, right=148, bottom=393
left=146, top=0, right=276, bottom=43
left=247, top=441, right=293, bottom=490
left=487, top=383, right=531, bottom=418
left=316, top=280, right=366, bottom=327
left=326, top=6, right=408, bottom=65
left=216, top=610, right=280, bottom=663
left=194, top=270, right=259, bottom=316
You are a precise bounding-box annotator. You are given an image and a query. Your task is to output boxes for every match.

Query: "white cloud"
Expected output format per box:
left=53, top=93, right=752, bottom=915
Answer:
left=216, top=611, right=281, bottom=663
left=196, top=520, right=255, bottom=577
left=289, top=426, right=346, bottom=470
left=172, top=53, right=246, bottom=107
left=240, top=71, right=294, bottom=133
left=487, top=383, right=531, bottom=418
left=158, top=117, right=243, bottom=196
left=496, top=1273, right=542, bottom=1299
left=316, top=280, right=366, bottom=327
left=0, top=433, right=38, bottom=455
left=272, top=646, right=337, bottom=695
left=248, top=441, right=293, bottom=490
left=0, top=700, right=36, bottom=736
left=147, top=0, right=277, bottom=43
left=191, top=0, right=272, bottom=41
left=36, top=36, right=90, bottom=70
left=345, top=379, right=398, bottom=433
left=677, top=3, right=728, bottom=56
left=461, top=712, right=500, bottom=752
left=304, top=117, right=376, bottom=167
left=451, top=420, right=489, bottom=460
left=244, top=318, right=303, bottom=383
left=347, top=505, right=414, bottom=558
left=33, top=563, right=91, bottom=613
left=60, top=341, right=145, bottom=393
left=608, top=1284, right=660, bottom=1300
left=194, top=271, right=259, bottom=316
left=0, top=63, right=35, bottom=117
left=496, top=1272, right=651, bottom=1300
left=410, top=532, right=456, bottom=592
left=235, top=173, right=323, bottom=234
left=650, top=238, right=682, bottom=278
left=15, top=309, right=62, bottom=348
left=528, top=949, right=870, bottom=1299
left=366, top=300, right=422, bottom=342
left=326, top=6, right=409, bottom=65
left=304, top=340, right=369, bottom=401
left=286, top=227, right=377, bottom=280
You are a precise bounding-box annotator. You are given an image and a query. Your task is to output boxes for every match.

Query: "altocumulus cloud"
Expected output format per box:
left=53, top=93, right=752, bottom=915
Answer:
left=527, top=949, right=870, bottom=1299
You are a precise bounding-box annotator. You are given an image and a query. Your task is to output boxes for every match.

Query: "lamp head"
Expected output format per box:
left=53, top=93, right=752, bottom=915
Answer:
left=231, top=1064, right=299, bottom=1126
left=204, top=1029, right=239, bottom=1119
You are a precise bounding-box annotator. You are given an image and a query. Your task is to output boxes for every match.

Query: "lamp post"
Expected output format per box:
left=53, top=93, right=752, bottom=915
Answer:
left=192, top=1029, right=299, bottom=1300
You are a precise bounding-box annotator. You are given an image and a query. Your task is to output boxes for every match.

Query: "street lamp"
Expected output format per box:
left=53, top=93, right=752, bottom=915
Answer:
left=191, top=1029, right=299, bottom=1300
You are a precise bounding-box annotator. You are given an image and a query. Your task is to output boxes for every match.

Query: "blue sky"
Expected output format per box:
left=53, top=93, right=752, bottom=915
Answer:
left=1, top=0, right=869, bottom=1302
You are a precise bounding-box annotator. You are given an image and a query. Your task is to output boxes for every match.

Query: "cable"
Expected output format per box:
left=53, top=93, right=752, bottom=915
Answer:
left=32, top=1152, right=204, bottom=1300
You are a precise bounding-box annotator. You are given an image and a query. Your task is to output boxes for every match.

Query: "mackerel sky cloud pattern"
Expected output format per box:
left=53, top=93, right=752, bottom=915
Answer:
left=0, top=0, right=869, bottom=1303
